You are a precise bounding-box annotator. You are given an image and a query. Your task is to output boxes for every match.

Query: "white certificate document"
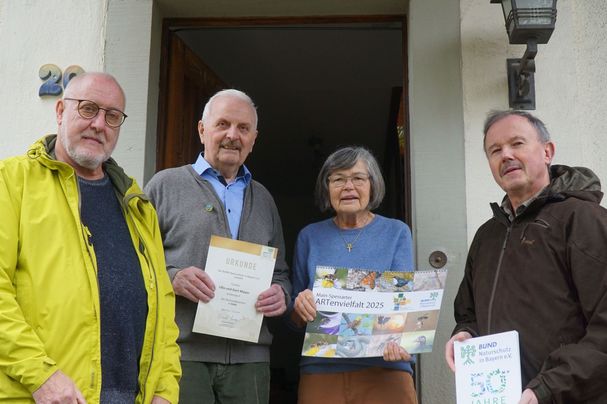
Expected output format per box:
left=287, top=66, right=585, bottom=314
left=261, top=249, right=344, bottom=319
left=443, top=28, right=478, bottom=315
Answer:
left=454, top=330, right=522, bottom=404
left=192, top=235, right=277, bottom=343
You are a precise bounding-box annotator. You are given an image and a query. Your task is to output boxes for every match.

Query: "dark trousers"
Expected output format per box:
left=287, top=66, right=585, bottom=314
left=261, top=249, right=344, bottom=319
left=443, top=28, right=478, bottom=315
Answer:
left=179, top=361, right=270, bottom=404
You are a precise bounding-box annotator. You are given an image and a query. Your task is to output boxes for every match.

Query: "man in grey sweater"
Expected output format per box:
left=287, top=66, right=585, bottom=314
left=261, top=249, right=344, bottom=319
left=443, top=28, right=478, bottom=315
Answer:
left=145, top=89, right=291, bottom=404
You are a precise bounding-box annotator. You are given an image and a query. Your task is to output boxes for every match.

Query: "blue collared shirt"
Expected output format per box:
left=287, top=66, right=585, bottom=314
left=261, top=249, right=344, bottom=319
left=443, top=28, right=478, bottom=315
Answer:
left=192, top=154, right=252, bottom=239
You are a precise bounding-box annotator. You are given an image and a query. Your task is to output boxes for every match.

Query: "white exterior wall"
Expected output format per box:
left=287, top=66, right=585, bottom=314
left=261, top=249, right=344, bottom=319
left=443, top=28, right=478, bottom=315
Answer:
left=105, top=0, right=159, bottom=185
left=0, top=0, right=107, bottom=158
left=0, top=0, right=157, bottom=185
left=462, top=0, right=607, bottom=241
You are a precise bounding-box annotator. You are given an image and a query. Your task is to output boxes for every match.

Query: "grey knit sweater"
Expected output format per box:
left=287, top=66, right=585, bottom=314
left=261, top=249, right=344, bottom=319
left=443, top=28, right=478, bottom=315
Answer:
left=145, top=165, right=291, bottom=363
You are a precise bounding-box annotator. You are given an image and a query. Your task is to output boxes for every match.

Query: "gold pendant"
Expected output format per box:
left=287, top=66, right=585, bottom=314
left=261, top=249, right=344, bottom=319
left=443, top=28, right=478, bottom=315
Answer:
left=346, top=243, right=353, bottom=252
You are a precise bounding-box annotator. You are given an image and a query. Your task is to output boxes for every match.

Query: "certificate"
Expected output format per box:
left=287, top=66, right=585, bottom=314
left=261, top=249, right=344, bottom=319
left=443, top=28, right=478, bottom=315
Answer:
left=302, top=266, right=447, bottom=358
left=454, top=331, right=522, bottom=404
left=193, top=235, right=277, bottom=343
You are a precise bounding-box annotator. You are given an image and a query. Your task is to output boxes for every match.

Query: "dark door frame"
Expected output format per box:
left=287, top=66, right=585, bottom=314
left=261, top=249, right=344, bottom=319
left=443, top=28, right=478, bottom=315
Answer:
left=156, top=14, right=412, bottom=224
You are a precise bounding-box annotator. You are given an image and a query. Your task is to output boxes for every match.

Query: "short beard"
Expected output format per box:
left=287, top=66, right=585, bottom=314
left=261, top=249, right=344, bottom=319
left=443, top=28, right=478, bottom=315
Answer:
left=60, top=133, right=110, bottom=170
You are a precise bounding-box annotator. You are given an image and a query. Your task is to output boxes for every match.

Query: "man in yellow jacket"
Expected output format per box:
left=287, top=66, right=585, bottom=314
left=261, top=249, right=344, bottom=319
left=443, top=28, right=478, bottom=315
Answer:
left=0, top=72, right=181, bottom=403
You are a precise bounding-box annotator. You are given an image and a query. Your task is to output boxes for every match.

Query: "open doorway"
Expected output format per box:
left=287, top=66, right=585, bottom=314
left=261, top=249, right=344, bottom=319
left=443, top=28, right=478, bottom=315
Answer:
left=156, top=16, right=411, bottom=403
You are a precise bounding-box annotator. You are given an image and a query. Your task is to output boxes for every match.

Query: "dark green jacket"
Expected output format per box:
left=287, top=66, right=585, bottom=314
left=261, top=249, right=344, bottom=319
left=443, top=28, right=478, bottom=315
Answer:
left=454, top=165, right=607, bottom=404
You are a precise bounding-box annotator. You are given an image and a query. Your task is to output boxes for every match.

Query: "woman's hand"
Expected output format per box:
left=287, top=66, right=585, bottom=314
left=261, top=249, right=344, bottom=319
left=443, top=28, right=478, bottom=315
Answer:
left=383, top=341, right=411, bottom=362
left=293, top=289, right=317, bottom=326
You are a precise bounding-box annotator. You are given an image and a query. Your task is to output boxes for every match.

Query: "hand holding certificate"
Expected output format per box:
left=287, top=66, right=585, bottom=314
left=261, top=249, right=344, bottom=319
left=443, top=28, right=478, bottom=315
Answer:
left=192, top=235, right=277, bottom=343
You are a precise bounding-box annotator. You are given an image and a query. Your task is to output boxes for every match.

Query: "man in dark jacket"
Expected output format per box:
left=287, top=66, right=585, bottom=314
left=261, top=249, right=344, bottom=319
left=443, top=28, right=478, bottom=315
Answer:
left=445, top=110, right=607, bottom=404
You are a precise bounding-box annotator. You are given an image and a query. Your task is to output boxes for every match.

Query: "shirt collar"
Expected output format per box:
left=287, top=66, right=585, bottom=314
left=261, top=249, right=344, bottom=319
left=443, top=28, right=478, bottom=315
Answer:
left=192, top=153, right=252, bottom=185
left=501, top=187, right=546, bottom=221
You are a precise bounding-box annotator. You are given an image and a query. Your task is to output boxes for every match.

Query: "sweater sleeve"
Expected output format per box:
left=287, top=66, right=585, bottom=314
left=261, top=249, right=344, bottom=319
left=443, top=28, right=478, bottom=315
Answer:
left=390, top=221, right=414, bottom=271
left=284, top=228, right=310, bottom=332
left=527, top=202, right=607, bottom=403
left=291, top=229, right=310, bottom=300
left=0, top=164, right=59, bottom=393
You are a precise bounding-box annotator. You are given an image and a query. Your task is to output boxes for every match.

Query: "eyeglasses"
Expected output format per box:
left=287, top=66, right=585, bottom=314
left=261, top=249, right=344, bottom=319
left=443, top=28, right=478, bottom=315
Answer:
left=328, top=174, right=370, bottom=188
left=63, top=98, right=127, bottom=128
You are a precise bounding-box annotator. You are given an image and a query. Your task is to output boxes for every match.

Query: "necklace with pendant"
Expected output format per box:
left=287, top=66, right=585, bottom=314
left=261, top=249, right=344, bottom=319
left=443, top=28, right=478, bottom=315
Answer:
left=336, top=213, right=371, bottom=252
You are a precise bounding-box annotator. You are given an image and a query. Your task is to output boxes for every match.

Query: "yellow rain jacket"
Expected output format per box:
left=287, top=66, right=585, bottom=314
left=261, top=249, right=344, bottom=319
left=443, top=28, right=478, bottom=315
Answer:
left=0, top=135, right=181, bottom=402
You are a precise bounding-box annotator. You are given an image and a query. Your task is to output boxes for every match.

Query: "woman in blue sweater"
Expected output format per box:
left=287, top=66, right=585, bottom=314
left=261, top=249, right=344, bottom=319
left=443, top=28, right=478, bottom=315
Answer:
left=290, top=146, right=417, bottom=404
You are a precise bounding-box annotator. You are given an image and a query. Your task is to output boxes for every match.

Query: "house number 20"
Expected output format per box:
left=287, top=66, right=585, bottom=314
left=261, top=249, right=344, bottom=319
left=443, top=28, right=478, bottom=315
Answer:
left=38, top=64, right=85, bottom=97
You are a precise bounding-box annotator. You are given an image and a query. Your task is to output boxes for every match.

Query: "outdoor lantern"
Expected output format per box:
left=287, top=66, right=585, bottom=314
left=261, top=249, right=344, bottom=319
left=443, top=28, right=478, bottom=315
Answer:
left=491, top=0, right=557, bottom=109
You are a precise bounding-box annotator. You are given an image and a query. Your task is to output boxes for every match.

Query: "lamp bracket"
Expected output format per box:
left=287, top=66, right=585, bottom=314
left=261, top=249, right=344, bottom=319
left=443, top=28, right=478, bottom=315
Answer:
left=507, top=39, right=538, bottom=110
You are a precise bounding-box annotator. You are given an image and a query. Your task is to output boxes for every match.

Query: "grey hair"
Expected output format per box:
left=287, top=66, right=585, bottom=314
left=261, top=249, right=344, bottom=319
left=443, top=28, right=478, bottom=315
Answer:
left=315, top=146, right=385, bottom=212
left=483, top=110, right=551, bottom=149
left=201, top=89, right=258, bottom=129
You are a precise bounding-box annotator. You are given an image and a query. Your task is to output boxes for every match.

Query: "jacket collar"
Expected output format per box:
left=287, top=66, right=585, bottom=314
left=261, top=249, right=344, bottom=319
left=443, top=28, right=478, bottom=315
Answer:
left=491, top=164, right=604, bottom=223
left=29, top=134, right=138, bottom=198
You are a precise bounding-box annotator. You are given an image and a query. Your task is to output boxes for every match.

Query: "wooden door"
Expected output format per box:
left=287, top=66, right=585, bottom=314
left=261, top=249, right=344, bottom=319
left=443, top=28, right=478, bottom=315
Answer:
left=156, top=31, right=226, bottom=170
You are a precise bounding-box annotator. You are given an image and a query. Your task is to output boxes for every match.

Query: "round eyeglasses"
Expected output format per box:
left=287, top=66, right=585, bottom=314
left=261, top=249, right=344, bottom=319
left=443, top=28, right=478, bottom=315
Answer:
left=63, top=98, right=127, bottom=128
left=328, top=174, right=370, bottom=188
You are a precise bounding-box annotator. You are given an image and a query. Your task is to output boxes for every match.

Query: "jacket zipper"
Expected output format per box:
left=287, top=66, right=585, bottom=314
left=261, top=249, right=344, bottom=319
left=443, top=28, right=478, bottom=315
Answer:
left=138, top=238, right=158, bottom=403
left=75, top=176, right=102, bottom=393
left=487, top=225, right=512, bottom=334
left=123, top=195, right=158, bottom=403
left=81, top=225, right=98, bottom=391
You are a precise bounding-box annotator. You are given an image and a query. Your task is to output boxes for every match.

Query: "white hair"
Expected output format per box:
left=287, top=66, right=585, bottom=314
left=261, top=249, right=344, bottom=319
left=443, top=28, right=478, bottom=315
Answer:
left=201, top=89, right=258, bottom=129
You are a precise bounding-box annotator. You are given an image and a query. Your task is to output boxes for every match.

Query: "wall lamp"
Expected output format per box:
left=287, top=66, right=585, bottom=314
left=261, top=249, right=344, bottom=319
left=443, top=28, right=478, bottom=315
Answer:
left=491, top=0, right=557, bottom=110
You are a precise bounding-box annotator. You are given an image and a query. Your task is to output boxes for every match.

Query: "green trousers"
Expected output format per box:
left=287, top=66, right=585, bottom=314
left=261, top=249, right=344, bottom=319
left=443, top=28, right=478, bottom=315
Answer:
left=179, top=361, right=270, bottom=404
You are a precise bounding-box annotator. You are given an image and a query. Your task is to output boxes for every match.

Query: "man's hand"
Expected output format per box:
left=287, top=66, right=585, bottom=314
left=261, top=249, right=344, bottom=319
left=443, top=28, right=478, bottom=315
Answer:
left=32, top=370, right=86, bottom=404
left=151, top=396, right=171, bottom=404
left=256, top=284, right=286, bottom=317
left=445, top=331, right=473, bottom=372
left=172, top=266, right=215, bottom=303
left=293, top=289, right=316, bottom=323
left=519, top=389, right=538, bottom=404
left=383, top=341, right=411, bottom=362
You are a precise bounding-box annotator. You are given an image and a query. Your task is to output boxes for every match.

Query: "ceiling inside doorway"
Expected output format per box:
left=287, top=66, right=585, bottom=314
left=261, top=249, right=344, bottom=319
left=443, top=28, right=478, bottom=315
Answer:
left=156, top=0, right=408, bottom=19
